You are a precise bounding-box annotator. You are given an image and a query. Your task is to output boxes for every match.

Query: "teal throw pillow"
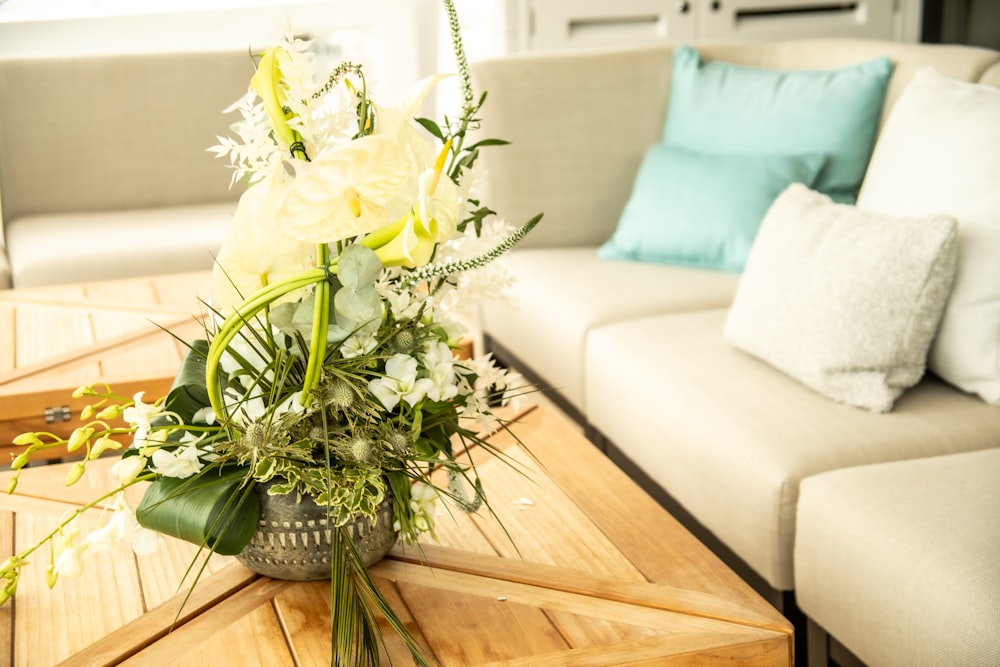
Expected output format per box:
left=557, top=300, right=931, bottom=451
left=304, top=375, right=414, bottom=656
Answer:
left=599, top=145, right=826, bottom=272
left=664, top=46, right=892, bottom=203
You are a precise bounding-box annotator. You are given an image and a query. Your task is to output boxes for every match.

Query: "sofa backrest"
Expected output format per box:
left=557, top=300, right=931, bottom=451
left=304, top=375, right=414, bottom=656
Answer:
left=470, top=39, right=1000, bottom=249
left=0, top=49, right=253, bottom=225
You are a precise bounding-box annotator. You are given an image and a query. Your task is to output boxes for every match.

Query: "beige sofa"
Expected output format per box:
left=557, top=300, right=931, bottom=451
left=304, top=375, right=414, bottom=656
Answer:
left=470, top=40, right=1000, bottom=665
left=0, top=50, right=252, bottom=289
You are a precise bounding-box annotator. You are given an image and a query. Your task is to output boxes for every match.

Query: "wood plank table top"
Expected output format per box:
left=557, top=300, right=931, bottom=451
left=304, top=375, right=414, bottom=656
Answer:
left=0, top=403, right=793, bottom=666
left=0, top=272, right=214, bottom=457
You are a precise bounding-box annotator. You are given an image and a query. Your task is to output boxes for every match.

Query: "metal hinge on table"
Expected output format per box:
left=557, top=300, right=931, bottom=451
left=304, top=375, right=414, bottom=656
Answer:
left=44, top=406, right=72, bottom=423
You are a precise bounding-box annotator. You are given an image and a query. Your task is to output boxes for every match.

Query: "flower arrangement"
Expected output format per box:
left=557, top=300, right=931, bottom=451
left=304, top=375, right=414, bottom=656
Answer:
left=1, top=1, right=538, bottom=663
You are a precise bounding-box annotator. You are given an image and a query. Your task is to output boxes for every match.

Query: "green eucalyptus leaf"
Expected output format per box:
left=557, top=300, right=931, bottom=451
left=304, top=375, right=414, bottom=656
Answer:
left=334, top=285, right=381, bottom=327
left=337, top=244, right=382, bottom=290
left=136, top=468, right=259, bottom=556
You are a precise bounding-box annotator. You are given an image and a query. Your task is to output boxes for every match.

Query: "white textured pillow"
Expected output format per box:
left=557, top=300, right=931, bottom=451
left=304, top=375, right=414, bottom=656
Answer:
left=723, top=184, right=958, bottom=412
left=857, top=67, right=1000, bottom=404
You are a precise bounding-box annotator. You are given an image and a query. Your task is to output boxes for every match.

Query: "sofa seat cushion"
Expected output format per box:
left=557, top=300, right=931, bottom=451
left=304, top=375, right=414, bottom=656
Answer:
left=583, top=308, right=1000, bottom=590
left=479, top=248, right=740, bottom=412
left=6, top=203, right=234, bottom=288
left=795, top=448, right=1000, bottom=667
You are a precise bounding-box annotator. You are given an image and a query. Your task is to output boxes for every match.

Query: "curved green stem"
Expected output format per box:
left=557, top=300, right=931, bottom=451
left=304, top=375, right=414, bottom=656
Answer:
left=301, top=245, right=332, bottom=407
left=206, top=269, right=326, bottom=419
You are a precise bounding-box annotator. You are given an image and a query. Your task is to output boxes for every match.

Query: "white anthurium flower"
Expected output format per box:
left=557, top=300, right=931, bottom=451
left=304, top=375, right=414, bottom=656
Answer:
left=276, top=135, right=414, bottom=243
left=368, top=354, right=435, bottom=411
left=398, top=73, right=453, bottom=122
left=367, top=164, right=459, bottom=268
left=149, top=441, right=208, bottom=479
left=213, top=169, right=315, bottom=314
left=371, top=73, right=460, bottom=241
left=372, top=73, right=450, bottom=171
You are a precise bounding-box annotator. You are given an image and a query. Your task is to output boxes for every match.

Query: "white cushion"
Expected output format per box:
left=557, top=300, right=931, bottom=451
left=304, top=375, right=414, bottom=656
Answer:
left=724, top=183, right=958, bottom=412
left=857, top=67, right=1000, bottom=404
left=584, top=309, right=1000, bottom=590
left=795, top=448, right=1000, bottom=667
left=6, top=203, right=234, bottom=288
left=479, top=247, right=739, bottom=411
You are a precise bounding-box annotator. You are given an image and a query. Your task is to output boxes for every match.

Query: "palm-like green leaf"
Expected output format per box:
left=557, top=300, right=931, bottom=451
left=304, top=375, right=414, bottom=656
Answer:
left=329, top=525, right=433, bottom=666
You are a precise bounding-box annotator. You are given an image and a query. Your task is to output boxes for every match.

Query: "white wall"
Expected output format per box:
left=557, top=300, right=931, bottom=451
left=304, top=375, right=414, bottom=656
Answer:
left=0, top=0, right=442, bottom=106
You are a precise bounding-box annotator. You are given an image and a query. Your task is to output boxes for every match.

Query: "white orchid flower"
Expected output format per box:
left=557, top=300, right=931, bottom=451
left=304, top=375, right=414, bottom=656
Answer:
left=110, top=456, right=147, bottom=484
left=192, top=406, right=217, bottom=425
left=85, top=494, right=161, bottom=556
left=340, top=332, right=379, bottom=358
left=368, top=354, right=434, bottom=411
left=122, top=392, right=163, bottom=434
left=53, top=542, right=88, bottom=578
left=149, top=441, right=208, bottom=479
left=422, top=342, right=458, bottom=402
left=380, top=286, right=424, bottom=321
left=407, top=481, right=438, bottom=533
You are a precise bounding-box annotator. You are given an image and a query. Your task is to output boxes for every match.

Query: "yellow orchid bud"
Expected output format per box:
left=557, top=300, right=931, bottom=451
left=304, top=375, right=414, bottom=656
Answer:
left=10, top=453, right=29, bottom=471
left=66, top=427, right=94, bottom=453
left=72, top=385, right=91, bottom=399
left=6, top=476, right=17, bottom=494
left=45, top=565, right=58, bottom=589
left=0, top=577, right=17, bottom=606
left=65, top=462, right=86, bottom=487
left=251, top=47, right=301, bottom=154
left=81, top=405, right=96, bottom=420
left=0, top=556, right=27, bottom=575
left=12, top=433, right=41, bottom=447
left=89, top=436, right=123, bottom=459
left=96, top=405, right=123, bottom=420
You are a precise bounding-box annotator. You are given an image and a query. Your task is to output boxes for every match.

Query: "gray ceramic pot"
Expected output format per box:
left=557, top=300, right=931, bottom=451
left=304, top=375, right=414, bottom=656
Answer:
left=235, top=479, right=397, bottom=580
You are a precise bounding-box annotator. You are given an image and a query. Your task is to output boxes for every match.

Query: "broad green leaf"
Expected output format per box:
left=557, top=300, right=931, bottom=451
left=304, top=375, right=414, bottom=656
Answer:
left=136, top=468, right=259, bottom=556
left=164, top=340, right=211, bottom=422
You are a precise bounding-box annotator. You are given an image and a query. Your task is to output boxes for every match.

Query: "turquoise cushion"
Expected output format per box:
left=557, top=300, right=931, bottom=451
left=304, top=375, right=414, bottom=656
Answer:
left=599, top=145, right=826, bottom=272
left=664, top=45, right=892, bottom=203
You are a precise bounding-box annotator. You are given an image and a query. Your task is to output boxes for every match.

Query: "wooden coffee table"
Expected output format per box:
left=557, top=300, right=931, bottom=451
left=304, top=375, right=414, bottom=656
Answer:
left=0, top=272, right=214, bottom=459
left=0, top=402, right=792, bottom=665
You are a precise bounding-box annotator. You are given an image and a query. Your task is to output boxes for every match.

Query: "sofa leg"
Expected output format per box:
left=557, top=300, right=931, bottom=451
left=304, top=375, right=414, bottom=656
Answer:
left=807, top=617, right=831, bottom=667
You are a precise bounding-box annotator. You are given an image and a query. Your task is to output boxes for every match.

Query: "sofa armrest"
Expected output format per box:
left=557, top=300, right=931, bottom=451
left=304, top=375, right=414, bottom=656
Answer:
left=469, top=47, right=674, bottom=249
left=0, top=192, right=10, bottom=289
